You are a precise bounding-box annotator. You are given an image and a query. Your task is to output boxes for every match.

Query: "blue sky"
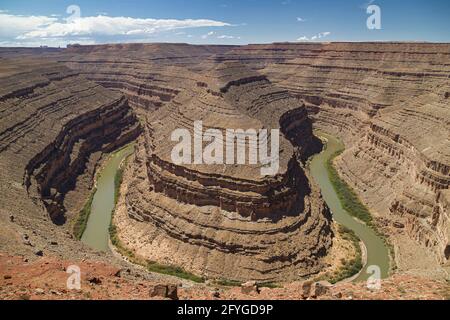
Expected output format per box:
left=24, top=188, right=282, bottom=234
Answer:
left=0, top=0, right=449, bottom=47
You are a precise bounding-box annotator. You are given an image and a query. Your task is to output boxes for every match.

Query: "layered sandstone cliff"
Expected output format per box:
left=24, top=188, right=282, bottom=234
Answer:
left=220, top=43, right=449, bottom=272
left=0, top=42, right=447, bottom=283
left=60, top=44, right=236, bottom=113
left=0, top=59, right=140, bottom=225
left=114, top=61, right=333, bottom=282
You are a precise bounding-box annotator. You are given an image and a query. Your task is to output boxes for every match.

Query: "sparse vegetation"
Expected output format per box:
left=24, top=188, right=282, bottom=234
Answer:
left=326, top=149, right=373, bottom=226
left=114, top=162, right=124, bottom=204
left=259, top=282, right=280, bottom=289
left=110, top=223, right=205, bottom=283
left=215, top=279, right=242, bottom=287
left=108, top=152, right=205, bottom=283
left=320, top=224, right=363, bottom=284
left=73, top=186, right=97, bottom=240
left=212, top=279, right=279, bottom=288
left=147, top=262, right=204, bottom=283
left=324, top=139, right=395, bottom=274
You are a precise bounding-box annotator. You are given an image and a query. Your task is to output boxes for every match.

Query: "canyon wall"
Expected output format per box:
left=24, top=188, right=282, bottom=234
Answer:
left=115, top=61, right=333, bottom=282
left=220, top=43, right=449, bottom=272
left=1, top=42, right=447, bottom=280
left=59, top=44, right=237, bottom=113
left=0, top=59, right=140, bottom=225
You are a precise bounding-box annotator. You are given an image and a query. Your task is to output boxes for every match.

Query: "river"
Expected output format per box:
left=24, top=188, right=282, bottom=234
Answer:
left=309, top=132, right=390, bottom=282
left=81, top=144, right=134, bottom=252
left=82, top=135, right=389, bottom=282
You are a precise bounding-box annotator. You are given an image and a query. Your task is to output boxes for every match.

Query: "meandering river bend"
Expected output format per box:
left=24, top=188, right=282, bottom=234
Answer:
left=82, top=135, right=389, bottom=282
left=309, top=132, right=390, bottom=282
left=81, top=144, right=134, bottom=252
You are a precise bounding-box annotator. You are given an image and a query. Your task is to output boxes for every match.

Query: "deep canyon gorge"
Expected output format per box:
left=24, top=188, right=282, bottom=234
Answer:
left=0, top=42, right=448, bottom=299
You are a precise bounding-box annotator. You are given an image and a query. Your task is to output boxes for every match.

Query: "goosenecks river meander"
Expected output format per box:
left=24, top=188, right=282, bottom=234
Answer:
left=82, top=135, right=389, bottom=282
left=81, top=144, right=134, bottom=252
left=309, top=132, right=390, bottom=282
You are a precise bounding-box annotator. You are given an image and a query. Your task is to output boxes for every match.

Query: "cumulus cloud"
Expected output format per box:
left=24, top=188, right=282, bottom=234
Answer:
left=217, top=35, right=240, bottom=39
left=297, top=31, right=331, bottom=42
left=18, top=16, right=230, bottom=39
left=0, top=13, right=57, bottom=38
left=0, top=11, right=230, bottom=47
left=296, top=17, right=306, bottom=22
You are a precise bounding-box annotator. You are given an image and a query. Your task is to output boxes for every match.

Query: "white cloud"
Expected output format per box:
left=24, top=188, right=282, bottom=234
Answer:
left=297, top=31, right=331, bottom=42
left=0, top=13, right=57, bottom=38
left=296, top=17, right=306, bottom=22
left=217, top=35, right=240, bottom=39
left=18, top=16, right=229, bottom=39
left=318, top=31, right=331, bottom=37
left=0, top=12, right=231, bottom=47
left=201, top=31, right=215, bottom=39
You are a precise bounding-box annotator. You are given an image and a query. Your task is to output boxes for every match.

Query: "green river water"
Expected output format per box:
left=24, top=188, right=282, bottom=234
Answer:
left=309, top=132, right=390, bottom=282
left=82, top=135, right=389, bottom=282
left=81, top=144, right=134, bottom=252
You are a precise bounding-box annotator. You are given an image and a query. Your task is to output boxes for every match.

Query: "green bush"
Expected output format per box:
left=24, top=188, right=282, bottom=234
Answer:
left=108, top=152, right=205, bottom=284
left=114, top=165, right=124, bottom=204
left=323, top=225, right=363, bottom=284
left=215, top=279, right=242, bottom=287
left=73, top=186, right=97, bottom=240
left=147, top=262, right=205, bottom=283
left=326, top=150, right=373, bottom=226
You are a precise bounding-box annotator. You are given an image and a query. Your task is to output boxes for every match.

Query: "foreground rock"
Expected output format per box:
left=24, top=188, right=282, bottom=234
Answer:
left=149, top=284, right=178, bottom=300
left=1, top=253, right=447, bottom=300
left=241, top=281, right=259, bottom=295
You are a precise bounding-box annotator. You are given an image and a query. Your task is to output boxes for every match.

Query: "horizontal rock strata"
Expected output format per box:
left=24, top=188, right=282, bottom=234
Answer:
left=119, top=61, right=333, bottom=282
left=0, top=59, right=140, bottom=225
left=220, top=42, right=449, bottom=267
left=1, top=42, right=447, bottom=281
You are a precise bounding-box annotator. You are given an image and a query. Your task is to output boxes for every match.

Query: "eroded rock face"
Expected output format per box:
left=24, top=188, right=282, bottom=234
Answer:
left=0, top=59, right=140, bottom=225
left=121, top=62, right=333, bottom=282
left=47, top=42, right=449, bottom=277
left=61, top=44, right=238, bottom=113
left=0, top=42, right=447, bottom=282
left=221, top=42, right=449, bottom=268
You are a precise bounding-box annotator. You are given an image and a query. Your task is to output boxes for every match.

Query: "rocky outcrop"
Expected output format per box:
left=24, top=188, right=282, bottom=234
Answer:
left=60, top=44, right=237, bottom=113
left=116, top=62, right=333, bottom=282
left=0, top=42, right=447, bottom=284
left=219, top=42, right=449, bottom=267
left=0, top=59, right=140, bottom=225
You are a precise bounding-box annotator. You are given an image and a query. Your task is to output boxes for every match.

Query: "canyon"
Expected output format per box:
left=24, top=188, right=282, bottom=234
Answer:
left=0, top=42, right=448, bottom=298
